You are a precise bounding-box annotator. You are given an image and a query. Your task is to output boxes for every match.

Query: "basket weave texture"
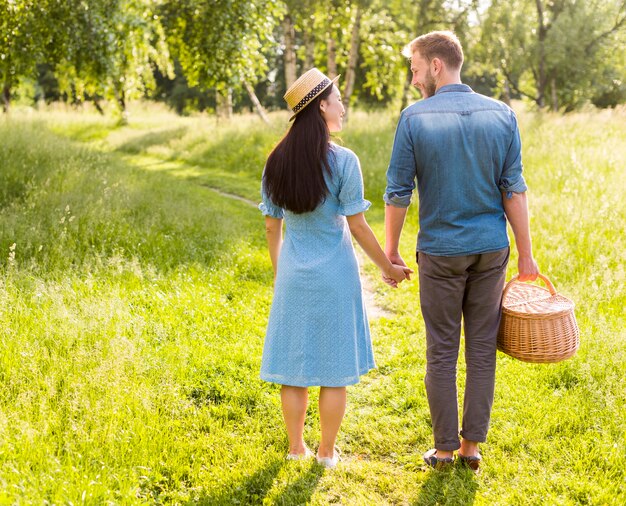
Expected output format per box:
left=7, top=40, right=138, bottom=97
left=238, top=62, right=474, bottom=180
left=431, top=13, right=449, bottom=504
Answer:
left=497, top=274, right=579, bottom=363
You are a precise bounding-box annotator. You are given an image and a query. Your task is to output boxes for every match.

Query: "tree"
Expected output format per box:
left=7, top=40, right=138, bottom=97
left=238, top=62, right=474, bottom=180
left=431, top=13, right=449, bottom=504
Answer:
left=468, top=0, right=533, bottom=103
left=52, top=0, right=118, bottom=112
left=291, top=0, right=405, bottom=110
left=283, top=11, right=297, bottom=91
left=162, top=0, right=283, bottom=121
left=543, top=0, right=626, bottom=110
left=1, top=0, right=173, bottom=119
left=106, top=0, right=173, bottom=121
left=282, top=0, right=317, bottom=109
left=396, top=0, right=476, bottom=110
left=342, top=4, right=362, bottom=118
left=56, top=0, right=173, bottom=122
left=0, top=0, right=47, bottom=112
left=275, top=0, right=475, bottom=114
left=300, top=0, right=364, bottom=115
left=474, top=0, right=626, bottom=111
left=356, top=6, right=406, bottom=109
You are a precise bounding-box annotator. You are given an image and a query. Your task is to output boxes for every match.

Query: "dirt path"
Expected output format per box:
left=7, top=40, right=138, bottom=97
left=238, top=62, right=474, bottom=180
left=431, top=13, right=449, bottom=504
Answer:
left=354, top=248, right=393, bottom=319
left=203, top=186, right=258, bottom=207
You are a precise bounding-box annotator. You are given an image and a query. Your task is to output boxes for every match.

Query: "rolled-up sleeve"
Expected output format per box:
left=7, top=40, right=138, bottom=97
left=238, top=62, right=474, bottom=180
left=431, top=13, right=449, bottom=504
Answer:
left=499, top=111, right=527, bottom=196
left=259, top=175, right=284, bottom=219
left=384, top=113, right=416, bottom=208
left=337, top=152, right=371, bottom=216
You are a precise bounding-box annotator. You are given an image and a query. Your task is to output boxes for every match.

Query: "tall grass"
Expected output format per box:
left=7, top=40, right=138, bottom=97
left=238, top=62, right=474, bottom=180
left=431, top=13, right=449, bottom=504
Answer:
left=0, top=104, right=624, bottom=504
left=0, top=117, right=277, bottom=503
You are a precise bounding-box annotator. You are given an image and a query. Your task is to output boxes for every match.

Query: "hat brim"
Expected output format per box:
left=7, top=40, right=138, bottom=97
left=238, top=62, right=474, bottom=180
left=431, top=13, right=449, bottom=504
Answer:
left=289, top=75, right=341, bottom=122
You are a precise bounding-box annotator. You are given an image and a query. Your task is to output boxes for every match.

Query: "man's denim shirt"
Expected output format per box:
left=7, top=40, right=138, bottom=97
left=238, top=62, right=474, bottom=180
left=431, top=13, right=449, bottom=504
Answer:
left=384, top=84, right=527, bottom=256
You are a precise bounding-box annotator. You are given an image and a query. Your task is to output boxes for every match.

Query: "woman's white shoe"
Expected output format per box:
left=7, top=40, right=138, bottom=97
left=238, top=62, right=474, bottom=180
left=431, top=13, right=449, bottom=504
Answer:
left=286, top=447, right=314, bottom=461
left=316, top=450, right=340, bottom=469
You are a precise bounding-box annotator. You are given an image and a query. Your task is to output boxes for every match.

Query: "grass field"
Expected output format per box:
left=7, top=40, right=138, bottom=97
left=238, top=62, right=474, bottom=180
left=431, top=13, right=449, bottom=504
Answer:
left=0, top=103, right=625, bottom=504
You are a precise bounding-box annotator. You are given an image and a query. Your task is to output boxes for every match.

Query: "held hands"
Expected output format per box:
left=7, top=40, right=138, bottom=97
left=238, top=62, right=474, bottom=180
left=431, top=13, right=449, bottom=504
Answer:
left=382, top=252, right=413, bottom=288
left=383, top=264, right=413, bottom=288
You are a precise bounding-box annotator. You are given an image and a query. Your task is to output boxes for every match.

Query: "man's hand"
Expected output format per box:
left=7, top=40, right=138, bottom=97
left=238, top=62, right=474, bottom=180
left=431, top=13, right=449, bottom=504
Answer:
left=382, top=263, right=414, bottom=288
left=382, top=251, right=411, bottom=286
left=517, top=255, right=539, bottom=282
left=382, top=264, right=407, bottom=287
left=385, top=251, right=407, bottom=268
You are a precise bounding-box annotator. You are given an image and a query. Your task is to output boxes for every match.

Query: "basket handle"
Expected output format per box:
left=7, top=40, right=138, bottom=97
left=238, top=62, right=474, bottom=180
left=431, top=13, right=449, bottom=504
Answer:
left=502, top=273, right=557, bottom=299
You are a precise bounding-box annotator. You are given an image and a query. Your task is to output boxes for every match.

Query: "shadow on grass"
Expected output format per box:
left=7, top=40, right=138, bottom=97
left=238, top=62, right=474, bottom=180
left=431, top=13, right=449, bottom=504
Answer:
left=412, top=466, right=478, bottom=506
left=117, top=126, right=188, bottom=153
left=271, top=461, right=325, bottom=504
left=181, top=128, right=274, bottom=182
left=195, top=458, right=323, bottom=505
left=56, top=120, right=121, bottom=142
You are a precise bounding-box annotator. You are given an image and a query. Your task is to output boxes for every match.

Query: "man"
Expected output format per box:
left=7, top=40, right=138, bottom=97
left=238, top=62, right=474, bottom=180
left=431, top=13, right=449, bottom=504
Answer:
left=384, top=31, right=539, bottom=470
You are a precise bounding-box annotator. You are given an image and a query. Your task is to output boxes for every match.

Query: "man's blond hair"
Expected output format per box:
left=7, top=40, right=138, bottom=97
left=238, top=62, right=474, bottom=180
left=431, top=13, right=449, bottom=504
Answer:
left=402, top=31, right=464, bottom=70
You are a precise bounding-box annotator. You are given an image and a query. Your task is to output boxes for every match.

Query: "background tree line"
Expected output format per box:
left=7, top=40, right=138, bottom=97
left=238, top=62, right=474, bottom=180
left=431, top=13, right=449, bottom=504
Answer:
left=2, top=0, right=625, bottom=120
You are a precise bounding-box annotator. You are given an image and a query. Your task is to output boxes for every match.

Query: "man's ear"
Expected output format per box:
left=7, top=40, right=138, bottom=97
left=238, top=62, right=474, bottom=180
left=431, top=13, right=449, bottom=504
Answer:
left=431, top=57, right=443, bottom=76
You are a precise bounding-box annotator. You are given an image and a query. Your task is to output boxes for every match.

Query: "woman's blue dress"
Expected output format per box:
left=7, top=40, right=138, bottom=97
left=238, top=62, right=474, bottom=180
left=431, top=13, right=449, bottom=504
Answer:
left=259, top=144, right=375, bottom=387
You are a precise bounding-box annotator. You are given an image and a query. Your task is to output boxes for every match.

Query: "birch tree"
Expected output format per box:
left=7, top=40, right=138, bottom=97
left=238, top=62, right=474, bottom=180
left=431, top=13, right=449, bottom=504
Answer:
left=163, top=0, right=282, bottom=121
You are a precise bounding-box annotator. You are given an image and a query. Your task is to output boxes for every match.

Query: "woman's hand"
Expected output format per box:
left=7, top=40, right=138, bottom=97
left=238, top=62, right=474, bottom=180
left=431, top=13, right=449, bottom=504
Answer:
left=383, top=263, right=413, bottom=288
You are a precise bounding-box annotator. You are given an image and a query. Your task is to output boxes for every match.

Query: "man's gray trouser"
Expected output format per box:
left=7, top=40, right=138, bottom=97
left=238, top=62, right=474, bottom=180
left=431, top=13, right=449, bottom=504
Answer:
left=417, top=247, right=509, bottom=451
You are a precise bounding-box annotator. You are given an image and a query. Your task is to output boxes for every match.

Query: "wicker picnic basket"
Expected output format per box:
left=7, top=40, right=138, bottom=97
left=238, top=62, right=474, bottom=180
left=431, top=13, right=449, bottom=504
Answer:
left=497, top=274, right=579, bottom=363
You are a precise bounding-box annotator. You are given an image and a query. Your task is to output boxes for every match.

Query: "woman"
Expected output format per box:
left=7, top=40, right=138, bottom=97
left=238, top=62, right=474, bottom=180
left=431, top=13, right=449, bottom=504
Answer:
left=259, top=68, right=411, bottom=468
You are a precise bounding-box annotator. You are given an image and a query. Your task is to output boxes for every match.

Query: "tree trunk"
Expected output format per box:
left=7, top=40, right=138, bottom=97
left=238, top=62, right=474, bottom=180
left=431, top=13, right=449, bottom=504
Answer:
left=216, top=88, right=233, bottom=119
left=327, top=33, right=337, bottom=78
left=501, top=78, right=511, bottom=106
left=342, top=7, right=362, bottom=120
left=551, top=76, right=558, bottom=112
left=2, top=84, right=10, bottom=113
left=304, top=31, right=315, bottom=70
left=72, top=85, right=83, bottom=109
left=117, top=88, right=128, bottom=125
left=535, top=0, right=547, bottom=107
left=400, top=66, right=412, bottom=113
left=283, top=14, right=297, bottom=92
left=243, top=80, right=270, bottom=124
left=93, top=98, right=105, bottom=115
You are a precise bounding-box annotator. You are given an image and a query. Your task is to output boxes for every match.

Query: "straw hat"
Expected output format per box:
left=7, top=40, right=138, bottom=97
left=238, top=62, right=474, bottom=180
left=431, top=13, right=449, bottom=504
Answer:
left=284, top=68, right=340, bottom=121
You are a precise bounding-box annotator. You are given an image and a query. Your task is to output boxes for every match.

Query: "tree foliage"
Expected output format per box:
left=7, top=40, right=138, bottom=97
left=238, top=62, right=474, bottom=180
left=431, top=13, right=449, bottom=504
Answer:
left=1, top=0, right=173, bottom=117
left=162, top=0, right=283, bottom=90
left=470, top=0, right=626, bottom=110
left=1, top=0, right=48, bottom=110
left=58, top=0, right=173, bottom=117
left=2, top=0, right=625, bottom=115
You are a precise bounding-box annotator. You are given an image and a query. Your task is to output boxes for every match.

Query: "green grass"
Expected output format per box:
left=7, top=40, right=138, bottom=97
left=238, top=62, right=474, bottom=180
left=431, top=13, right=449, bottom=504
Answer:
left=0, top=103, right=625, bottom=504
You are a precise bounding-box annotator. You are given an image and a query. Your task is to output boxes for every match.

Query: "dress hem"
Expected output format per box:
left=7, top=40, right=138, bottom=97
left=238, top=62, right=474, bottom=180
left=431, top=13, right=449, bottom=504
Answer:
left=260, top=366, right=375, bottom=387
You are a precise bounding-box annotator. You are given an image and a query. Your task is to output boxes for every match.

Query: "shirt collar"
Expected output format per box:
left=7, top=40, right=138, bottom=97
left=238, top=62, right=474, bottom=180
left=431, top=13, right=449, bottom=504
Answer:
left=435, top=84, right=473, bottom=95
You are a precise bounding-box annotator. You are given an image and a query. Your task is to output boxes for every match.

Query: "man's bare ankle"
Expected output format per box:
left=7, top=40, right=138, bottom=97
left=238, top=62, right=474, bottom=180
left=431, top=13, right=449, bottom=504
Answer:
left=435, top=449, right=454, bottom=459
left=459, top=440, right=479, bottom=457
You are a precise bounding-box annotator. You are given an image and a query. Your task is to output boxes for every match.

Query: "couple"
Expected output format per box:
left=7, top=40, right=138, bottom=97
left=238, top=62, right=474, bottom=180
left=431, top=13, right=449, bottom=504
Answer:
left=258, top=31, right=539, bottom=471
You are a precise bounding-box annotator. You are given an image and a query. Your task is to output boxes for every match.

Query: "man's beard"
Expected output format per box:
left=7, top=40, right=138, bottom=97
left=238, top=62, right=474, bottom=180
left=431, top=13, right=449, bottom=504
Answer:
left=422, top=70, right=437, bottom=98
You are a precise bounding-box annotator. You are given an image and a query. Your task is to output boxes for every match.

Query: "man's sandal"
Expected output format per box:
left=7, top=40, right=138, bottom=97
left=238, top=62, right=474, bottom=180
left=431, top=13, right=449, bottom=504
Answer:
left=458, top=452, right=482, bottom=472
left=423, top=448, right=454, bottom=469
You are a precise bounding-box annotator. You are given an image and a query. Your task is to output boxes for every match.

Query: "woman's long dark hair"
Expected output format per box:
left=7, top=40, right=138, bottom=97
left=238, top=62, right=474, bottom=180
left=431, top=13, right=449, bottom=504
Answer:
left=263, top=85, right=333, bottom=214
